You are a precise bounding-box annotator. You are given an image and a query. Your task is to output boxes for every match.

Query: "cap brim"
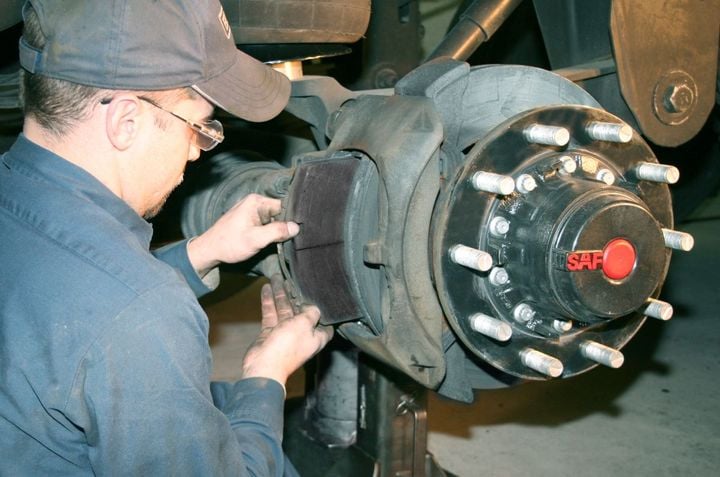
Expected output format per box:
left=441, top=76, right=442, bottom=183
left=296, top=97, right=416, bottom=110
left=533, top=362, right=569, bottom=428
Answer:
left=192, top=49, right=290, bottom=123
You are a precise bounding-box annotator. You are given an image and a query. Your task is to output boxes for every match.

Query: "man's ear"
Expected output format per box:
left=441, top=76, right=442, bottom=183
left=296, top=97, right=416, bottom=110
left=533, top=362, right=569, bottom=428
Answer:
left=104, top=95, right=143, bottom=151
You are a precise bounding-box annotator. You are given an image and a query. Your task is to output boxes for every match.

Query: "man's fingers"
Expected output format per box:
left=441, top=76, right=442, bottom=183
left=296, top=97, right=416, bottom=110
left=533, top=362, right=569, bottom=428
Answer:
left=296, top=305, right=333, bottom=351
left=254, top=196, right=283, bottom=225
left=260, top=283, right=279, bottom=329
left=270, top=274, right=294, bottom=321
left=247, top=221, right=300, bottom=253
left=243, top=301, right=334, bottom=384
left=314, top=324, right=334, bottom=348
left=266, top=221, right=299, bottom=240
left=299, top=305, right=321, bottom=325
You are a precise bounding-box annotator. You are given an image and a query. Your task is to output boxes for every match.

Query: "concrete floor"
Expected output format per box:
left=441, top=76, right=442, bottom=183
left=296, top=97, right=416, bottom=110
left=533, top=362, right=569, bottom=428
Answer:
left=205, top=198, right=720, bottom=477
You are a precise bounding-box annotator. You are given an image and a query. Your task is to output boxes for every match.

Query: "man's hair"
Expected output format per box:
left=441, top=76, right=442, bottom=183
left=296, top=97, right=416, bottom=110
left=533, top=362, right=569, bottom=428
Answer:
left=21, top=4, right=107, bottom=137
left=21, top=5, right=197, bottom=138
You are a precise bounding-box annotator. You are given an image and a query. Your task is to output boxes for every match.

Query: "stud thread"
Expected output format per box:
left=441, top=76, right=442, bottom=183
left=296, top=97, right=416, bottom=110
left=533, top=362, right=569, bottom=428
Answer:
left=634, top=162, right=680, bottom=184
left=581, top=341, right=625, bottom=368
left=662, top=228, right=694, bottom=251
left=520, top=348, right=564, bottom=378
left=449, top=244, right=493, bottom=272
left=644, top=298, right=673, bottom=321
left=470, top=313, right=513, bottom=342
left=523, top=124, right=570, bottom=146
left=586, top=121, right=633, bottom=143
left=471, top=171, right=515, bottom=195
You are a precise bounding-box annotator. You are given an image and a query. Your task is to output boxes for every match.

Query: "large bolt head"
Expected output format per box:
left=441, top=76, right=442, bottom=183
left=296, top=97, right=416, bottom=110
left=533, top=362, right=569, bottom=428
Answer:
left=663, top=83, right=695, bottom=114
left=374, top=67, right=399, bottom=89
left=652, top=71, right=698, bottom=125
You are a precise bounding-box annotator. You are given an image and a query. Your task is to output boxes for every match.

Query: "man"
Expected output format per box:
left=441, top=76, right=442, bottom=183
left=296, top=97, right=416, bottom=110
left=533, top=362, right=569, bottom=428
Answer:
left=0, top=0, right=333, bottom=475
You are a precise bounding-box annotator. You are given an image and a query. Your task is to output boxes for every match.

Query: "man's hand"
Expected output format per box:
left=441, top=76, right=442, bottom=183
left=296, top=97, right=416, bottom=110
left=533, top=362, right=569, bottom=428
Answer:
left=241, top=275, right=334, bottom=387
left=187, top=194, right=299, bottom=277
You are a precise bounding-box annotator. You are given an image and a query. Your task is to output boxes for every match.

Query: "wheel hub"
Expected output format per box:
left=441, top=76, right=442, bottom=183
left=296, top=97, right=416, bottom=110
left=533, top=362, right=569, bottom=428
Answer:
left=433, top=104, right=674, bottom=379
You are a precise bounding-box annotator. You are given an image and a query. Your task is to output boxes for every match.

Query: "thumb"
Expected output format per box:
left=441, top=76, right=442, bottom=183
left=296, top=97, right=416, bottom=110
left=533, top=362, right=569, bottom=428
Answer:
left=315, top=324, right=334, bottom=348
left=249, top=221, right=299, bottom=250
left=299, top=306, right=333, bottom=349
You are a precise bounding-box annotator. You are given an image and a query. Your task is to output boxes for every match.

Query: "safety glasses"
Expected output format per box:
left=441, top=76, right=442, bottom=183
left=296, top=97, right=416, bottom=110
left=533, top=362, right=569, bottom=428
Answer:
left=100, top=96, right=224, bottom=151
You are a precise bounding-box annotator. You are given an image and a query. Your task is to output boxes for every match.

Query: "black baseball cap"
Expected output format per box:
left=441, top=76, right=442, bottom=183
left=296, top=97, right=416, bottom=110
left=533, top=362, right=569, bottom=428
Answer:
left=18, top=0, right=290, bottom=122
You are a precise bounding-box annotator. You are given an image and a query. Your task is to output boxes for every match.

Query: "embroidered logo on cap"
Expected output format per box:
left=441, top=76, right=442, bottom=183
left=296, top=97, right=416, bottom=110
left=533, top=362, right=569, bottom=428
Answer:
left=218, top=7, right=231, bottom=40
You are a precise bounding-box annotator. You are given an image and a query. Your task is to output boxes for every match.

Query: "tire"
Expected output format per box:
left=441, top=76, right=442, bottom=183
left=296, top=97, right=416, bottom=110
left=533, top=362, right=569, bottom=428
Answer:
left=221, top=0, right=371, bottom=44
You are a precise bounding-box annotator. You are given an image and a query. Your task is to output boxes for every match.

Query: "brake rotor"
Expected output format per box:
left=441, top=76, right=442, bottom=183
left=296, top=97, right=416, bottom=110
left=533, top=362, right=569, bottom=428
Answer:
left=432, top=104, right=674, bottom=380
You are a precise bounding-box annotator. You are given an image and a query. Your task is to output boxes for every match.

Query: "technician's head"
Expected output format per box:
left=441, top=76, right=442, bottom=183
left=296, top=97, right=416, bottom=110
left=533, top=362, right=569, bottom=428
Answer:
left=18, top=0, right=290, bottom=218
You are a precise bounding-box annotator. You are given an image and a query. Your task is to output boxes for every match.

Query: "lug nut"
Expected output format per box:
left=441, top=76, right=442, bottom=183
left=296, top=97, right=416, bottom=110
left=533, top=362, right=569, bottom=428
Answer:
left=553, top=319, right=573, bottom=333
left=449, top=244, right=493, bottom=272
left=586, top=121, right=633, bottom=143
left=634, top=162, right=680, bottom=184
left=489, top=267, right=509, bottom=286
left=558, top=155, right=577, bottom=175
left=520, top=348, right=564, bottom=378
left=470, top=313, right=513, bottom=342
left=524, top=124, right=570, bottom=147
left=516, top=174, right=537, bottom=194
left=581, top=341, right=625, bottom=368
left=662, top=228, right=694, bottom=251
left=513, top=303, right=535, bottom=323
left=471, top=171, right=515, bottom=195
left=644, top=298, right=673, bottom=321
left=596, top=168, right=616, bottom=185
left=489, top=216, right=510, bottom=237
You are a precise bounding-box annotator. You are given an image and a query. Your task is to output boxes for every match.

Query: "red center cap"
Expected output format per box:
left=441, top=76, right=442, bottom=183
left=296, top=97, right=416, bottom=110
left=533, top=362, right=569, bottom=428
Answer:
left=602, top=238, right=636, bottom=280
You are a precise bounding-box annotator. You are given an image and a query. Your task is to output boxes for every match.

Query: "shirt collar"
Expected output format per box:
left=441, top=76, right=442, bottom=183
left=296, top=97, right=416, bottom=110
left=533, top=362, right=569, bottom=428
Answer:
left=3, top=134, right=154, bottom=247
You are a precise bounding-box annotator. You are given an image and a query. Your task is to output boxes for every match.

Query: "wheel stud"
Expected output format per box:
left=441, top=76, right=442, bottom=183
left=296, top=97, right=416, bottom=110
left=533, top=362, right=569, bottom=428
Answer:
left=586, top=121, right=633, bottom=143
left=581, top=341, right=625, bottom=368
left=634, top=162, right=680, bottom=184
left=524, top=124, right=570, bottom=146
left=644, top=298, right=673, bottom=321
left=449, top=244, right=493, bottom=272
left=470, top=313, right=513, bottom=342
left=471, top=171, right=515, bottom=195
left=520, top=348, right=564, bottom=377
left=662, top=228, right=694, bottom=251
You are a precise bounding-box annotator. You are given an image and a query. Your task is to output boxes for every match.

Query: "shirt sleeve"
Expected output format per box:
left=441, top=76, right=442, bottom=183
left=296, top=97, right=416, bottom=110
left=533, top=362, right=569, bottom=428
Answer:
left=152, top=239, right=220, bottom=298
left=64, top=281, right=287, bottom=476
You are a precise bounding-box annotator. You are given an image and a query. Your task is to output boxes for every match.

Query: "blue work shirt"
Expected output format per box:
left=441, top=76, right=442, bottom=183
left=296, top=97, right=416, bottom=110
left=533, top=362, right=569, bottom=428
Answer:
left=0, top=135, right=293, bottom=476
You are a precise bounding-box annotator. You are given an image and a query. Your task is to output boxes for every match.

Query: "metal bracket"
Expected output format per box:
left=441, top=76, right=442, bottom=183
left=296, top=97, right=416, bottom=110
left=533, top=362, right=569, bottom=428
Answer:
left=395, top=395, right=429, bottom=477
left=610, top=0, right=719, bottom=146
